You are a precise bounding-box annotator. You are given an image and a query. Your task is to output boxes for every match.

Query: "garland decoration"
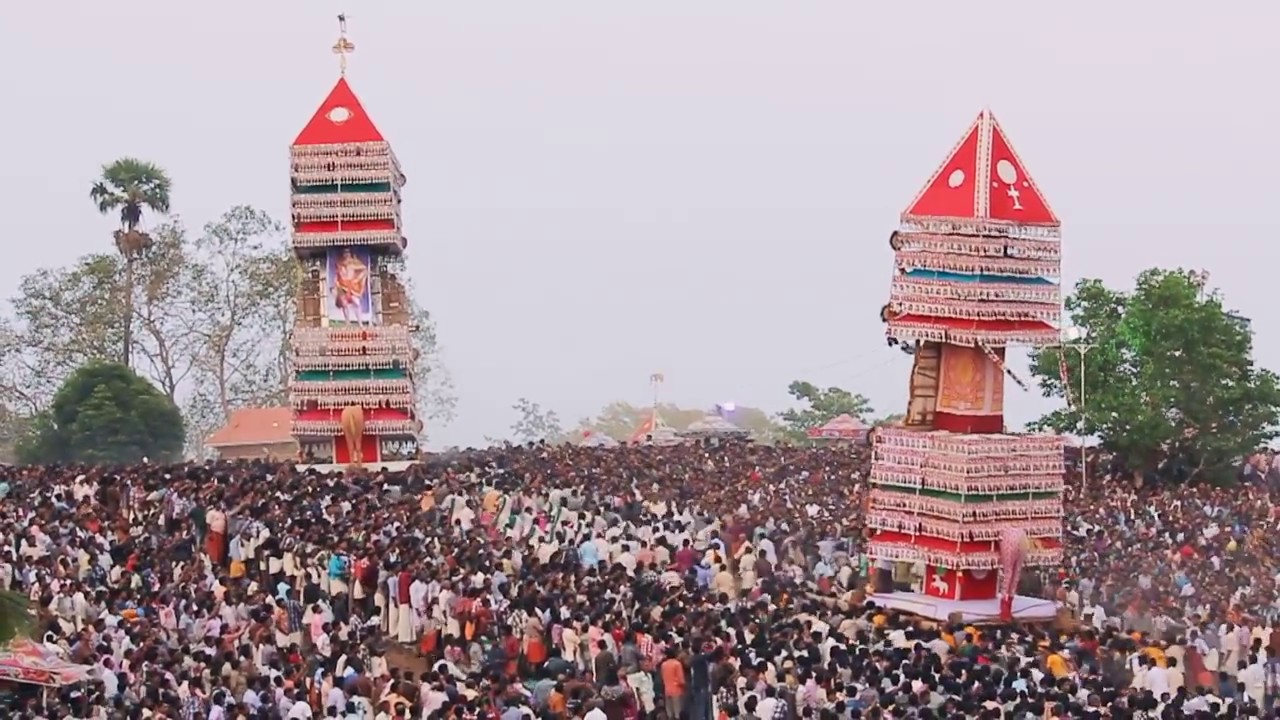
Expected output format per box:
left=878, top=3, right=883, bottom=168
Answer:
left=865, top=512, right=1062, bottom=542
left=868, top=490, right=1064, bottom=522
left=886, top=297, right=1060, bottom=324
left=885, top=321, right=1061, bottom=348
left=980, top=343, right=1029, bottom=391
left=894, top=252, right=1059, bottom=279
left=1059, top=348, right=1075, bottom=409
left=890, top=278, right=1061, bottom=305
left=866, top=541, right=1063, bottom=570
left=889, top=232, right=1060, bottom=260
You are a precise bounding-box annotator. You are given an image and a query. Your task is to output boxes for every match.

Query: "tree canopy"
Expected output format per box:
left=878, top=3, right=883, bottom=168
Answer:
left=1028, top=269, right=1280, bottom=483
left=16, top=362, right=185, bottom=465
left=510, top=398, right=566, bottom=444
left=777, top=380, right=874, bottom=441
left=90, top=157, right=172, bottom=235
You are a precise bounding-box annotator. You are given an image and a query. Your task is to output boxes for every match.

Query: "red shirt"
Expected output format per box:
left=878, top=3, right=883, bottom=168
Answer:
left=675, top=548, right=698, bottom=572
left=397, top=571, right=412, bottom=604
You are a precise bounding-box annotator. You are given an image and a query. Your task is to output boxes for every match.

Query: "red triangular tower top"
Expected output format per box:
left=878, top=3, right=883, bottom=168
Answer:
left=293, top=77, right=386, bottom=146
left=902, top=110, right=1058, bottom=227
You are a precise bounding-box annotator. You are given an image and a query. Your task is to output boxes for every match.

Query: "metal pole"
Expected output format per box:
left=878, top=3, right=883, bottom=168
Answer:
left=1074, top=344, right=1096, bottom=429
left=1077, top=346, right=1086, bottom=427
left=1074, top=344, right=1095, bottom=490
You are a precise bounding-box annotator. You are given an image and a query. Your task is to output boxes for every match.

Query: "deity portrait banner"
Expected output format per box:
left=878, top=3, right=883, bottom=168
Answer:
left=326, top=246, right=374, bottom=325
left=937, top=344, right=1005, bottom=417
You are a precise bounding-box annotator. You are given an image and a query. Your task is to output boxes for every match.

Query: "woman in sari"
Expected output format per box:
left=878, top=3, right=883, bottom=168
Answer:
left=525, top=610, right=549, bottom=669
left=502, top=627, right=521, bottom=678
left=419, top=611, right=442, bottom=659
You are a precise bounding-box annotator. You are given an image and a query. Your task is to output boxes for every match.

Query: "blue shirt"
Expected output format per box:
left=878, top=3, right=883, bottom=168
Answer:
left=695, top=564, right=712, bottom=587
left=578, top=541, right=599, bottom=569
left=328, top=554, right=348, bottom=580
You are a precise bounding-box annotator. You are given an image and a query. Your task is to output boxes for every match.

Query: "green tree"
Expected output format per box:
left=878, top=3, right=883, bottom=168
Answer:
left=1028, top=269, right=1280, bottom=483
left=510, top=398, right=566, bottom=443
left=15, top=362, right=185, bottom=464
left=777, top=380, right=874, bottom=441
left=0, top=590, right=33, bottom=644
left=89, top=158, right=173, bottom=368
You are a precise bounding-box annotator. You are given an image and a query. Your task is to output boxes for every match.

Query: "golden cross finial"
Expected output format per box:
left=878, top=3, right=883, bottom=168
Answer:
left=332, top=14, right=356, bottom=76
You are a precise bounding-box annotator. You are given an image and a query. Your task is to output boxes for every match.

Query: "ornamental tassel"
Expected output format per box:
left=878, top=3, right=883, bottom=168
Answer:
left=1058, top=348, right=1075, bottom=409
left=980, top=343, right=1029, bottom=391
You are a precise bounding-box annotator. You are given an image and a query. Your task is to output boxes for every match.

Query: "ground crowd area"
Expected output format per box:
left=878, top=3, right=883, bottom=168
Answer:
left=3, top=442, right=1280, bottom=719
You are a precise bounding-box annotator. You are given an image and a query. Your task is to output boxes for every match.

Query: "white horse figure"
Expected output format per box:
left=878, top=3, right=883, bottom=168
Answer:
left=930, top=573, right=949, bottom=596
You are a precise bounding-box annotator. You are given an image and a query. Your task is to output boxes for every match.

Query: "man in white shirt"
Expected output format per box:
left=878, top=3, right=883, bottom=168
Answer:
left=606, top=539, right=631, bottom=570
left=314, top=627, right=333, bottom=658
left=1146, top=660, right=1170, bottom=699
left=1239, top=658, right=1266, bottom=706
left=326, top=681, right=347, bottom=714
left=422, top=681, right=448, bottom=716
left=287, top=688, right=315, bottom=718
left=756, top=692, right=779, bottom=720
left=242, top=684, right=262, bottom=712
left=584, top=701, right=608, bottom=720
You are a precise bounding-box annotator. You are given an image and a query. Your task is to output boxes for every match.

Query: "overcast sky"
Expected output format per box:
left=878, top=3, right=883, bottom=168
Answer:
left=8, top=2, right=1277, bottom=448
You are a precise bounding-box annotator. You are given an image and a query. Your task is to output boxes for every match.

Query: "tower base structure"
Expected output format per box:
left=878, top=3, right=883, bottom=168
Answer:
left=297, top=459, right=420, bottom=474
left=869, top=591, right=1058, bottom=625
left=866, top=426, right=1065, bottom=603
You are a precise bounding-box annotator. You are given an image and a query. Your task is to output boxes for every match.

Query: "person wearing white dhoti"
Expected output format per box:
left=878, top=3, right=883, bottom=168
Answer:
left=397, top=600, right=414, bottom=643
left=395, top=567, right=415, bottom=643
left=410, top=576, right=428, bottom=635
left=352, top=563, right=367, bottom=607
left=1221, top=623, right=1241, bottom=677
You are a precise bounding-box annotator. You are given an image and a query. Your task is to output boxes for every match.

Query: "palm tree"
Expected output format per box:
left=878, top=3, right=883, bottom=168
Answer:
left=89, top=158, right=172, bottom=368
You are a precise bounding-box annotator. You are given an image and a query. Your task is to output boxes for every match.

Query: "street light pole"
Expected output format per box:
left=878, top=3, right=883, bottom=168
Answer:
left=1057, top=327, right=1096, bottom=490
left=1071, top=343, right=1096, bottom=435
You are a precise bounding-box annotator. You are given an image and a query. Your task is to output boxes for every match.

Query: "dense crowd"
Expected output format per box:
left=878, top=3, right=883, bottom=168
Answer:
left=1, top=441, right=1280, bottom=719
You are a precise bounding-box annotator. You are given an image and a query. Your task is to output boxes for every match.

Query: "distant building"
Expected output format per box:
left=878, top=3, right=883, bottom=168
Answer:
left=206, top=407, right=298, bottom=461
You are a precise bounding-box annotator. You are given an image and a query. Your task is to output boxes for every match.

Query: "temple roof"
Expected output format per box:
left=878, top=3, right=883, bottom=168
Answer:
left=293, top=77, right=386, bottom=146
left=206, top=407, right=294, bottom=448
left=902, top=110, right=1058, bottom=228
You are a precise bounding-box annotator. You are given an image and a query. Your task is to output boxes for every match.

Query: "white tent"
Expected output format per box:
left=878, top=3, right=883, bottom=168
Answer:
left=580, top=431, right=620, bottom=448
left=679, top=415, right=750, bottom=439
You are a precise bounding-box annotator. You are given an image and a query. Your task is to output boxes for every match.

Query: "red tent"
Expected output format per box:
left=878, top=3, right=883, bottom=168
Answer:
left=806, top=414, right=869, bottom=442
left=0, top=639, right=93, bottom=686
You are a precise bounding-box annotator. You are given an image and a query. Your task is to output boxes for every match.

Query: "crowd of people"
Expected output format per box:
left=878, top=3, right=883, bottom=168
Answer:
left=1, top=441, right=1279, bottom=719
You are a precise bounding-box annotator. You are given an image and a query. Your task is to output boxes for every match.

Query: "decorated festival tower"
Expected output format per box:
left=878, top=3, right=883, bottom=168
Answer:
left=867, top=110, right=1065, bottom=620
left=288, top=17, right=420, bottom=466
